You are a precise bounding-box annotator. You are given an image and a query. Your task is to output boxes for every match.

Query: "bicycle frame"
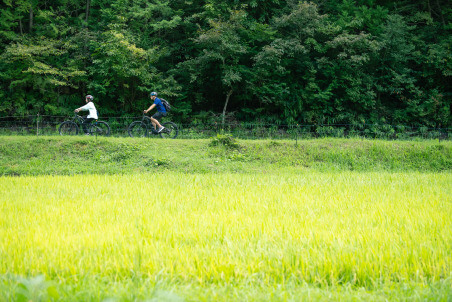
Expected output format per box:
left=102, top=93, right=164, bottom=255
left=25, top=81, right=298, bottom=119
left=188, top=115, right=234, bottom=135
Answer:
left=140, top=114, right=160, bottom=135
left=68, top=114, right=95, bottom=125
left=72, top=114, right=85, bottom=124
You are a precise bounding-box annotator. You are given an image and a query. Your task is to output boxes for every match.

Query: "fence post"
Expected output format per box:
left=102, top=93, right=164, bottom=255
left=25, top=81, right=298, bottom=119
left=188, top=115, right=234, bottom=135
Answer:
left=438, top=124, right=441, bottom=143
left=295, top=124, right=299, bottom=146
left=36, top=113, right=39, bottom=137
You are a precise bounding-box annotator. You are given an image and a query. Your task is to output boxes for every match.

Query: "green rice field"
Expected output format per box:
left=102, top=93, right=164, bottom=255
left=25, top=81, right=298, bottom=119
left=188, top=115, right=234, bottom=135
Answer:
left=1, top=170, right=451, bottom=301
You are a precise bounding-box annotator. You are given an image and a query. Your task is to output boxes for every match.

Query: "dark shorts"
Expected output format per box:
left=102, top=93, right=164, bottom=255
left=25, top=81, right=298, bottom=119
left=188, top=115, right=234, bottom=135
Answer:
left=152, top=111, right=167, bottom=121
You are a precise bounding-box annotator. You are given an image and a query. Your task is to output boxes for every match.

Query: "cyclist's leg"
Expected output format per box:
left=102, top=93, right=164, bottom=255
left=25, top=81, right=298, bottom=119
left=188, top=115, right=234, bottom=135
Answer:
left=150, top=112, right=166, bottom=130
left=149, top=118, right=158, bottom=130
left=82, top=117, right=94, bottom=134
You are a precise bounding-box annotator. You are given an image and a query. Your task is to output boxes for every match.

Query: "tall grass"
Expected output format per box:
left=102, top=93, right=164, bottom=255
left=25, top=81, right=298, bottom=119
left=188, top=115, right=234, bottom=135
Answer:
left=1, top=172, right=451, bottom=300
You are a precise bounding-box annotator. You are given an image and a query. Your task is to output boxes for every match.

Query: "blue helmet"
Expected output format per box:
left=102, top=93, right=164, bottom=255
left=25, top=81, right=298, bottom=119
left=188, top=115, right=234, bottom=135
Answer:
left=150, top=91, right=157, bottom=97
left=86, top=95, right=93, bottom=101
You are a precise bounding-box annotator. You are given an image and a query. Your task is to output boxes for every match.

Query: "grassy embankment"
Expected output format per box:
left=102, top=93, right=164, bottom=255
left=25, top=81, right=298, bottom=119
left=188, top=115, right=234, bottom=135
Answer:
left=0, top=136, right=451, bottom=301
left=0, top=135, right=450, bottom=175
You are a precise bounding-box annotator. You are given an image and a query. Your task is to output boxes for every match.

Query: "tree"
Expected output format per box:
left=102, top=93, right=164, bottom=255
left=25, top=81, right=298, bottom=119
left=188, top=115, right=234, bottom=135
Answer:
left=181, top=9, right=253, bottom=126
left=88, top=30, right=166, bottom=113
left=253, top=1, right=328, bottom=124
left=0, top=37, right=85, bottom=115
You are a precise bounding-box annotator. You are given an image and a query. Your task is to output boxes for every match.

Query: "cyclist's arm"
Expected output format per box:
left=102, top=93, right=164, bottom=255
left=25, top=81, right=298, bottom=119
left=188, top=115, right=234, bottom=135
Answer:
left=144, top=103, right=156, bottom=114
left=75, top=103, right=90, bottom=113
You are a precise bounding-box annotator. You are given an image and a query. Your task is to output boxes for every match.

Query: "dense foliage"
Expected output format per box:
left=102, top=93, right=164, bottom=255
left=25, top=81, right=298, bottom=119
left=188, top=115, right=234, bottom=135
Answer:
left=0, top=0, right=450, bottom=127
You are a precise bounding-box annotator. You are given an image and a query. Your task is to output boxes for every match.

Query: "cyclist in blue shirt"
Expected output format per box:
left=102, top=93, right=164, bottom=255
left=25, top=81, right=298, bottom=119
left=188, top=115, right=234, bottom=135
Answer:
left=144, top=91, right=166, bottom=133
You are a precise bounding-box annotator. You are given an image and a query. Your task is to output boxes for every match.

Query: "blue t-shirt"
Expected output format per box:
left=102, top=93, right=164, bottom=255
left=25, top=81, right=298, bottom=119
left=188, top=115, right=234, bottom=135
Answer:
left=154, top=97, right=167, bottom=113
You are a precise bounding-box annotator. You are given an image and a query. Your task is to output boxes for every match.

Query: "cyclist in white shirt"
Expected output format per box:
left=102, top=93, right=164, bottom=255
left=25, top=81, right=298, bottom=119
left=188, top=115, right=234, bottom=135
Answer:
left=75, top=95, right=98, bottom=135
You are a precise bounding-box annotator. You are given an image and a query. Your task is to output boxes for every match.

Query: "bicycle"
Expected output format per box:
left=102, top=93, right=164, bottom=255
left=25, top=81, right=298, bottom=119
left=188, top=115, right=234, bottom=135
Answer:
left=59, top=114, right=111, bottom=136
left=128, top=114, right=179, bottom=139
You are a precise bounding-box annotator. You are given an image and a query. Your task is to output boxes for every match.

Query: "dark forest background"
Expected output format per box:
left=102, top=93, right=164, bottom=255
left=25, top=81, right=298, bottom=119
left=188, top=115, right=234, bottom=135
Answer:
left=0, top=0, right=451, bottom=127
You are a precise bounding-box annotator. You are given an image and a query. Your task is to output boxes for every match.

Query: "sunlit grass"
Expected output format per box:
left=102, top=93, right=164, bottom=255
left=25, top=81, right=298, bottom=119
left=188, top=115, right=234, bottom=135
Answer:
left=1, top=171, right=450, bottom=293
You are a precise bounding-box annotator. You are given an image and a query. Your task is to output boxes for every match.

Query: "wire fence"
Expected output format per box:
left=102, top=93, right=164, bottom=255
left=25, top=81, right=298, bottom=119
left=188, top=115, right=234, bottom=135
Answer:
left=0, top=115, right=450, bottom=141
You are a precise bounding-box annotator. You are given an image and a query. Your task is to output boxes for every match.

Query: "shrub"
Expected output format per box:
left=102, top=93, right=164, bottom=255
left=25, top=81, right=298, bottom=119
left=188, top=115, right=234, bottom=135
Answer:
left=209, top=134, right=240, bottom=149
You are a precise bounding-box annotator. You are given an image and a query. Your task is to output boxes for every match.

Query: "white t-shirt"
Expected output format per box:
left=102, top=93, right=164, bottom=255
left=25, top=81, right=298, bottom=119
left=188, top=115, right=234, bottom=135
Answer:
left=79, top=102, right=98, bottom=119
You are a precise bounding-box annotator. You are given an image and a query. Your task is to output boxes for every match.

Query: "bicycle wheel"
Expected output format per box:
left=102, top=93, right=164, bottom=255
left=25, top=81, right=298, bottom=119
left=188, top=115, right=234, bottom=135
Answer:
left=59, top=121, right=79, bottom=135
left=128, top=121, right=148, bottom=138
left=89, top=121, right=111, bottom=136
left=159, top=122, right=179, bottom=139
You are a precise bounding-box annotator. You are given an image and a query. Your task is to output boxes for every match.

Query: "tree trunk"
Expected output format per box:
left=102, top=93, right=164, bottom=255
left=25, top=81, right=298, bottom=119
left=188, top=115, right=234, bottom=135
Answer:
left=222, top=88, right=233, bottom=128
left=85, top=0, right=91, bottom=23
left=19, top=19, right=23, bottom=35
left=29, top=5, right=33, bottom=32
left=435, top=0, right=446, bottom=26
